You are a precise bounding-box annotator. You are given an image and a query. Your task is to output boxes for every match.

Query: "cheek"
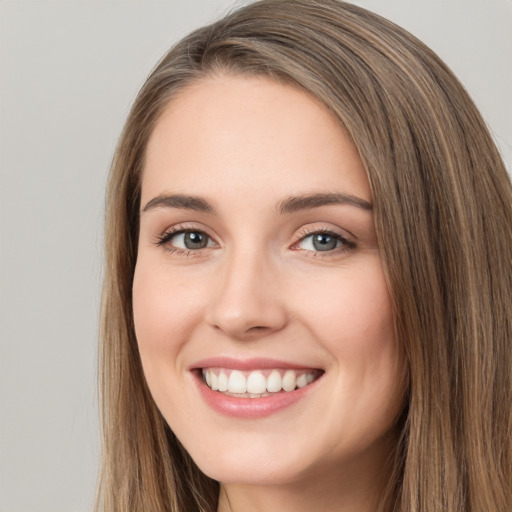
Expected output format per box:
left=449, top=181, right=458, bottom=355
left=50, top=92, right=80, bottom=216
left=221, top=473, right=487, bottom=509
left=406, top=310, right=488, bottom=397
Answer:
left=291, top=260, right=394, bottom=353
left=131, top=261, right=213, bottom=420
left=290, top=260, right=402, bottom=415
left=132, top=262, right=203, bottom=369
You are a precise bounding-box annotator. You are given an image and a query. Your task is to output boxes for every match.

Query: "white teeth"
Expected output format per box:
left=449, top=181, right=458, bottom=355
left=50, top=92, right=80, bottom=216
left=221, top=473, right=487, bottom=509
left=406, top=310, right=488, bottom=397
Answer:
left=218, top=371, right=228, bottom=392
left=266, top=370, right=282, bottom=392
left=210, top=372, right=219, bottom=391
left=282, top=370, right=296, bottom=392
left=296, top=373, right=308, bottom=388
left=202, top=368, right=319, bottom=395
left=228, top=370, right=247, bottom=393
left=246, top=371, right=267, bottom=394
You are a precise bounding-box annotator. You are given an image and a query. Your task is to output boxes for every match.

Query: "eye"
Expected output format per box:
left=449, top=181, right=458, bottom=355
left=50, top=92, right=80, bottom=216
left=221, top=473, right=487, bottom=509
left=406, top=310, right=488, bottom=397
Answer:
left=156, top=228, right=216, bottom=252
left=172, top=231, right=211, bottom=250
left=294, top=229, right=356, bottom=253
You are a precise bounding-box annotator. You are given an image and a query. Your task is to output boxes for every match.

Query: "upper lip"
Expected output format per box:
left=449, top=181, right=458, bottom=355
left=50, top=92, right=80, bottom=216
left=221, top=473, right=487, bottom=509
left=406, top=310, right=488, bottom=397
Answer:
left=190, top=356, right=322, bottom=371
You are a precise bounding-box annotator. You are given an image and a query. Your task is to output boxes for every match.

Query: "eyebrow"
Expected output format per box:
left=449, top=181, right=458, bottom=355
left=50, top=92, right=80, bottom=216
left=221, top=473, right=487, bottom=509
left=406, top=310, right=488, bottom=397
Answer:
left=142, top=194, right=214, bottom=213
left=278, top=192, right=373, bottom=214
left=141, top=191, right=373, bottom=215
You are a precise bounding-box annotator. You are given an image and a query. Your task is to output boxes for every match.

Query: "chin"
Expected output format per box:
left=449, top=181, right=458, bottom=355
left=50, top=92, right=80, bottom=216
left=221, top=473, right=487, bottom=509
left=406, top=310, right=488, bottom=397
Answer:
left=182, top=433, right=322, bottom=486
left=198, top=456, right=303, bottom=486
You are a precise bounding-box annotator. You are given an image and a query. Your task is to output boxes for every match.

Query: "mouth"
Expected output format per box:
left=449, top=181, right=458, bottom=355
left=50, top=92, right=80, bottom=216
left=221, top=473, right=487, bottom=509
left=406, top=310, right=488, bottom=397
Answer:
left=200, top=367, right=323, bottom=398
left=191, top=357, right=324, bottom=418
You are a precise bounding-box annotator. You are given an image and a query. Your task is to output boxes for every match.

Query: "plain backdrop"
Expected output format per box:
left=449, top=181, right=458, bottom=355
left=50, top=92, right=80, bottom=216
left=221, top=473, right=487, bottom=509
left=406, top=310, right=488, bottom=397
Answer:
left=0, top=1, right=510, bottom=511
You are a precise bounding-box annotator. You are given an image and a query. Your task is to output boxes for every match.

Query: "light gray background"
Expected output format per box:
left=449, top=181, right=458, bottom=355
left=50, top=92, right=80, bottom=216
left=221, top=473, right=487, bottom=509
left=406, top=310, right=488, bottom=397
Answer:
left=1, top=1, right=510, bottom=511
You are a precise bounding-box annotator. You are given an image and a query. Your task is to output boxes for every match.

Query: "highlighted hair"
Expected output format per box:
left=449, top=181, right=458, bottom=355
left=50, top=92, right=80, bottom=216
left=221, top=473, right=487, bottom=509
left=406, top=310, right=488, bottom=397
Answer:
left=97, top=1, right=512, bottom=510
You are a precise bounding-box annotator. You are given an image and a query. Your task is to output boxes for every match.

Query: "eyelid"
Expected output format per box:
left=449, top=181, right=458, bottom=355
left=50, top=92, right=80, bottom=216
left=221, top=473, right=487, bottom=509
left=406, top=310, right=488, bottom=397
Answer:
left=154, top=223, right=218, bottom=250
left=292, top=225, right=357, bottom=254
left=153, top=222, right=356, bottom=257
left=295, top=224, right=354, bottom=241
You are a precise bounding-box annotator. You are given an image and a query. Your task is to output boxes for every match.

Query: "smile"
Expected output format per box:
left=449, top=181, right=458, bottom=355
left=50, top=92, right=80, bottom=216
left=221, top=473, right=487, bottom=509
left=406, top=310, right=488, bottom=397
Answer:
left=192, top=358, right=324, bottom=418
left=201, top=368, right=321, bottom=398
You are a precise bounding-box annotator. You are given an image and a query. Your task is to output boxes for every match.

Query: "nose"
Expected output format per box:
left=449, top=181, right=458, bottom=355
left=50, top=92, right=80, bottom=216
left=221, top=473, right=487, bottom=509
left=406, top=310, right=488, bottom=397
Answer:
left=205, top=249, right=288, bottom=341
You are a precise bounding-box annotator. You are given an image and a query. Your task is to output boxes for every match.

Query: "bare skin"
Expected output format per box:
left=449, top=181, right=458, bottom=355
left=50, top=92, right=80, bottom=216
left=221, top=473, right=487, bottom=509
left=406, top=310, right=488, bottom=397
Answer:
left=134, top=74, right=405, bottom=512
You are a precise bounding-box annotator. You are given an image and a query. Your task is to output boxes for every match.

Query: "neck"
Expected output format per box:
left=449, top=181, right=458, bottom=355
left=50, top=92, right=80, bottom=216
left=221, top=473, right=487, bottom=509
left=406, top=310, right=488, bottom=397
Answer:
left=218, top=482, right=379, bottom=512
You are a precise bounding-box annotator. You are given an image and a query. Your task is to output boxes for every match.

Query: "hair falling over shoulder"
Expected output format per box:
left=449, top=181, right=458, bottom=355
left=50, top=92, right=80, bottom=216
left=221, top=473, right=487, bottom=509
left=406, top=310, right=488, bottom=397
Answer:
left=96, top=1, right=512, bottom=510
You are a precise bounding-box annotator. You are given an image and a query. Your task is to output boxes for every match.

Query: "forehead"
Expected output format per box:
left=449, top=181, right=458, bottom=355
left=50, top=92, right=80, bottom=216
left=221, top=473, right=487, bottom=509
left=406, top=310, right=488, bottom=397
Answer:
left=142, top=74, right=371, bottom=207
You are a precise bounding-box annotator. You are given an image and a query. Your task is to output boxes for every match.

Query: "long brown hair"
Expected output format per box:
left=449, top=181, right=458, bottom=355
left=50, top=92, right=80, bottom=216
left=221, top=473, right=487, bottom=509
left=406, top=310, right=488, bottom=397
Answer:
left=97, top=1, right=512, bottom=510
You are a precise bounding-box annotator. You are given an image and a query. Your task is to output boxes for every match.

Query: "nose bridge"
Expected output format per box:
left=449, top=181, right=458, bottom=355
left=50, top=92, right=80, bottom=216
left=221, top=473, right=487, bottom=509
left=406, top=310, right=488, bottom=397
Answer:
left=206, top=243, right=287, bottom=339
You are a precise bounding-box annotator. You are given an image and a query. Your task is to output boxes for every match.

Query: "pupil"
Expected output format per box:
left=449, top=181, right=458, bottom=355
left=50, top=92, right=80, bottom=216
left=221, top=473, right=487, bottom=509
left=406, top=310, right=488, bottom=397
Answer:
left=313, top=234, right=337, bottom=251
left=185, top=232, right=207, bottom=249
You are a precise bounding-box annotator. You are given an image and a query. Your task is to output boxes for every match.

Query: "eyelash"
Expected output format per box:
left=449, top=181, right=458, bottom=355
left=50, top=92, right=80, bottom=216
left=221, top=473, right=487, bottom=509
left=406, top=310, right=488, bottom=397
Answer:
left=154, top=225, right=356, bottom=257
left=154, top=224, right=211, bottom=257
left=293, top=227, right=357, bottom=256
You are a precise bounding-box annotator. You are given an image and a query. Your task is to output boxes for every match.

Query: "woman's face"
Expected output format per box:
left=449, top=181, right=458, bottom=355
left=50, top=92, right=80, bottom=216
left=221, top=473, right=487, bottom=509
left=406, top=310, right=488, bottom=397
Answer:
left=133, top=75, right=405, bottom=488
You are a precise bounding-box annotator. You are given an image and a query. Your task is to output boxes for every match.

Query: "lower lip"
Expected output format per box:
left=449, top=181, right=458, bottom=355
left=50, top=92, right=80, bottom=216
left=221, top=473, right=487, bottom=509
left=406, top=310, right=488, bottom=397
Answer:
left=193, top=371, right=320, bottom=419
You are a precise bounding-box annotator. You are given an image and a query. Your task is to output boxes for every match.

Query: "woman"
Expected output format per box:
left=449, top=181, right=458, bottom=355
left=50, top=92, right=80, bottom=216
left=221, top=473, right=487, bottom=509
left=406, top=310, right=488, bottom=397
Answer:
left=97, top=1, right=512, bottom=511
